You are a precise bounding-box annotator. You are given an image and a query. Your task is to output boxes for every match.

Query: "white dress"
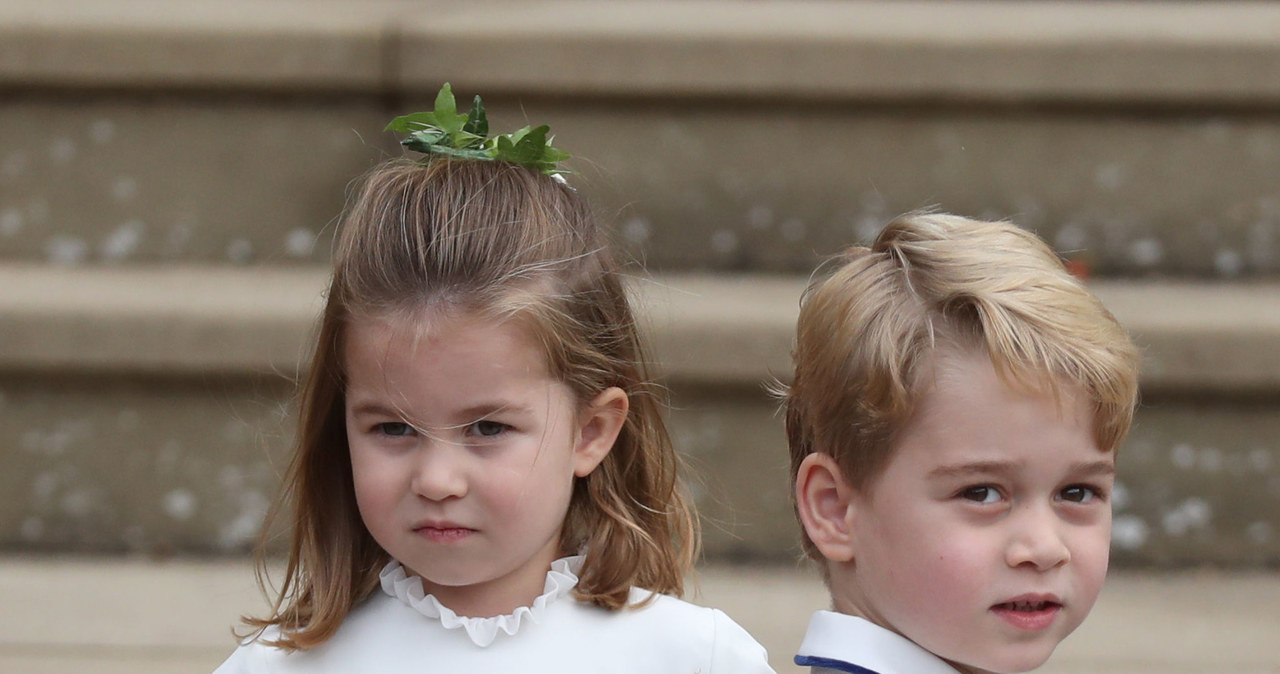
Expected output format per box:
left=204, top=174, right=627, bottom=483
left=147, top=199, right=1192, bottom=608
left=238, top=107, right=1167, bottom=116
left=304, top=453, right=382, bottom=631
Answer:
left=215, top=556, right=776, bottom=673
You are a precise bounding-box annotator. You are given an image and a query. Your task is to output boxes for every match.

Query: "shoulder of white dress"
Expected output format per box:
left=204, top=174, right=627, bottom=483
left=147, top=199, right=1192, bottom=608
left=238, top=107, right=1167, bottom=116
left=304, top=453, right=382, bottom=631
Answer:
left=225, top=624, right=280, bottom=650
left=213, top=629, right=280, bottom=674
left=615, top=591, right=774, bottom=672
left=624, top=588, right=712, bottom=616
left=611, top=589, right=726, bottom=641
left=707, top=608, right=774, bottom=672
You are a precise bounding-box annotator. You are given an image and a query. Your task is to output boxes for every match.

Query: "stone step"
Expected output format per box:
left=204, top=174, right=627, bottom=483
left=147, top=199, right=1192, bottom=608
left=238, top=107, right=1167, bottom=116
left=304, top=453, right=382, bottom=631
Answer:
left=2, top=265, right=1277, bottom=564
left=4, top=1, right=1280, bottom=275
left=3, top=556, right=1278, bottom=674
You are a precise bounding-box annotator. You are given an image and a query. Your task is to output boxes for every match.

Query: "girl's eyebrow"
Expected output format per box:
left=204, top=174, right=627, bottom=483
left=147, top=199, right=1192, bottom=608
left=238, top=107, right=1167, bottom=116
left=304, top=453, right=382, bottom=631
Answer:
left=454, top=402, right=536, bottom=421
left=347, top=399, right=535, bottom=421
left=347, top=401, right=400, bottom=418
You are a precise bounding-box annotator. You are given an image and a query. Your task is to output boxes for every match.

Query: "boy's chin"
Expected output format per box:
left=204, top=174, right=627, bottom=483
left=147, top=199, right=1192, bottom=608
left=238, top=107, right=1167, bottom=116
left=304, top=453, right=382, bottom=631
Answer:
left=945, top=646, right=1058, bottom=674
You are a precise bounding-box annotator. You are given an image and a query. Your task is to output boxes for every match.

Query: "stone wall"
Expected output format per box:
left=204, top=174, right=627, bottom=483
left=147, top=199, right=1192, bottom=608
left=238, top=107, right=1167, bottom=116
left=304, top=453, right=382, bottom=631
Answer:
left=2, top=0, right=1278, bottom=564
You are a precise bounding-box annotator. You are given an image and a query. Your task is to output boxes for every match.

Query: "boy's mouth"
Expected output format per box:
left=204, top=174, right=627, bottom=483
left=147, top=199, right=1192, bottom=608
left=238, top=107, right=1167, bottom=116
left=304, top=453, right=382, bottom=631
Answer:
left=991, top=596, right=1063, bottom=631
left=994, top=599, right=1059, bottom=612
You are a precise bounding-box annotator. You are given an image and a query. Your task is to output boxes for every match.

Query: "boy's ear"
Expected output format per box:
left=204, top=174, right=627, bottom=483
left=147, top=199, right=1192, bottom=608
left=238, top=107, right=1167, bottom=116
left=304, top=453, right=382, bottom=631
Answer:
left=795, top=452, right=858, bottom=562
left=572, top=387, right=628, bottom=478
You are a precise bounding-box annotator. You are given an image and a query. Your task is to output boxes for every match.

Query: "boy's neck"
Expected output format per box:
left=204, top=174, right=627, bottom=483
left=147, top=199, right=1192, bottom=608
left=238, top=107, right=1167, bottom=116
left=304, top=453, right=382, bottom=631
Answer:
left=827, top=569, right=992, bottom=674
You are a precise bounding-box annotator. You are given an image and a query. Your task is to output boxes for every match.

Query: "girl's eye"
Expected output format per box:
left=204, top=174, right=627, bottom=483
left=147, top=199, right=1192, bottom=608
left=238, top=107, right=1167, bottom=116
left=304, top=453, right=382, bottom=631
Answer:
left=960, top=486, right=1002, bottom=504
left=1060, top=485, right=1101, bottom=504
left=376, top=422, right=414, bottom=437
left=470, top=420, right=509, bottom=438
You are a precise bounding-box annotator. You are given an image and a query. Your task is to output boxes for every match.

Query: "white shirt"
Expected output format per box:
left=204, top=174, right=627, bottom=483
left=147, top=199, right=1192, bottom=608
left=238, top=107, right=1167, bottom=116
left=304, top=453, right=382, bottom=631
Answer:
left=795, top=611, right=959, bottom=674
left=215, top=557, right=775, bottom=674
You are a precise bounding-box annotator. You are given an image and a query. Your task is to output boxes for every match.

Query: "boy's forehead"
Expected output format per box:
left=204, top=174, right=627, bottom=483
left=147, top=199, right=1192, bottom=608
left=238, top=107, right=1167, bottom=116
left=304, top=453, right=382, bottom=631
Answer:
left=900, top=350, right=1102, bottom=452
left=924, top=348, right=1086, bottom=411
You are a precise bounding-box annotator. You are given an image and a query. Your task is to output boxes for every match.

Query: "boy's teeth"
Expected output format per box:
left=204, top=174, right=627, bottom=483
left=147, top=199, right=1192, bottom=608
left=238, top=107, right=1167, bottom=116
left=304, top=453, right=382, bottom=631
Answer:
left=1005, top=601, right=1047, bottom=611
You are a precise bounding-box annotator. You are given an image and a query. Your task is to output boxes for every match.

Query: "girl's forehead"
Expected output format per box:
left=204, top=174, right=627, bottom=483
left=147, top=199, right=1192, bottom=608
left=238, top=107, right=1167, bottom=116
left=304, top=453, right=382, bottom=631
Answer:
left=351, top=304, right=512, bottom=343
left=345, top=306, right=550, bottom=374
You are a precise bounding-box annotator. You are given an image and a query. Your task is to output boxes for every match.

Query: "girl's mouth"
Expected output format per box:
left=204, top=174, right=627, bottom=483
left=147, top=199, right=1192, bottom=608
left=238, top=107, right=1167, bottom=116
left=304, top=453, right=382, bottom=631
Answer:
left=414, top=526, right=475, bottom=543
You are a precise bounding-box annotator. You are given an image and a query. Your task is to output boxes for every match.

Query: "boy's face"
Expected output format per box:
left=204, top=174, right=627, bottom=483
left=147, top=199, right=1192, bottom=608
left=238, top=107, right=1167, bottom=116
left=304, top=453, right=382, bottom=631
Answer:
left=834, top=351, right=1113, bottom=674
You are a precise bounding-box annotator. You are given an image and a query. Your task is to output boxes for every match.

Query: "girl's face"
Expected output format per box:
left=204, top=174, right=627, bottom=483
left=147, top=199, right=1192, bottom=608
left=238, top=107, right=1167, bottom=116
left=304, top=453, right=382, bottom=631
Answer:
left=344, top=310, right=623, bottom=618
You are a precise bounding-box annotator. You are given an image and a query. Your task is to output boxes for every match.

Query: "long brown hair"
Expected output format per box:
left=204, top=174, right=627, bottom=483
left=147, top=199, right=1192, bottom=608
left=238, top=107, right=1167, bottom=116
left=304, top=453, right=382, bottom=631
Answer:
left=242, top=159, right=698, bottom=650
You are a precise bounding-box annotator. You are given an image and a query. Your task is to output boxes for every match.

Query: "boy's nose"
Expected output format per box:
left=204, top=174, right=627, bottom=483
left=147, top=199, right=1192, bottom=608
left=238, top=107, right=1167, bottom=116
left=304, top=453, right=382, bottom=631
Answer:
left=410, top=445, right=468, bottom=501
left=1005, top=505, right=1071, bottom=571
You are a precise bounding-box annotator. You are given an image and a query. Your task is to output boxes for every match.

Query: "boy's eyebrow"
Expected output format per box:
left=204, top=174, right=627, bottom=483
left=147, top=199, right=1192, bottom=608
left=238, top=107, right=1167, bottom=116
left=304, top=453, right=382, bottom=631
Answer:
left=1068, top=460, right=1118, bottom=478
left=927, top=459, right=1116, bottom=480
left=927, top=460, right=1021, bottom=480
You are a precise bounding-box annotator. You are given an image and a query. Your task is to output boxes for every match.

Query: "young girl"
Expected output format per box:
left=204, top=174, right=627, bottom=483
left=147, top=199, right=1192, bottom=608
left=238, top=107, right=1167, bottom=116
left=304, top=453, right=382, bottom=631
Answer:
left=215, top=87, right=774, bottom=673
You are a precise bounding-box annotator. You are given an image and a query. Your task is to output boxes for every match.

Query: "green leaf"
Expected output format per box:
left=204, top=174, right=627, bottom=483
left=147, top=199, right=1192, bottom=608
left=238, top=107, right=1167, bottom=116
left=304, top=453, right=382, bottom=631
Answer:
left=400, top=130, right=446, bottom=153
left=505, top=125, right=550, bottom=164
left=449, top=129, right=486, bottom=150
left=541, top=144, right=571, bottom=163
left=426, top=145, right=492, bottom=162
left=434, top=83, right=456, bottom=118
left=385, top=84, right=571, bottom=175
left=495, top=134, right=516, bottom=156
left=505, top=125, right=533, bottom=145
left=384, top=111, right=439, bottom=133
left=432, top=83, right=467, bottom=135
left=463, top=95, right=488, bottom=138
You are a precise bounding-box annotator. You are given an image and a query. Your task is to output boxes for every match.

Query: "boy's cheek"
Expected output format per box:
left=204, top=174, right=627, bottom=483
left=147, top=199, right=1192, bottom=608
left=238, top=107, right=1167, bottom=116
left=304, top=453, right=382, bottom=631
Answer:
left=1078, top=525, right=1113, bottom=588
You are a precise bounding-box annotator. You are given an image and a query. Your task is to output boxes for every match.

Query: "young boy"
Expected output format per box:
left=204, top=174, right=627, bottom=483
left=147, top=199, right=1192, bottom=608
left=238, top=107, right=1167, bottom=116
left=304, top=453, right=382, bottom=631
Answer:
left=781, top=212, right=1140, bottom=674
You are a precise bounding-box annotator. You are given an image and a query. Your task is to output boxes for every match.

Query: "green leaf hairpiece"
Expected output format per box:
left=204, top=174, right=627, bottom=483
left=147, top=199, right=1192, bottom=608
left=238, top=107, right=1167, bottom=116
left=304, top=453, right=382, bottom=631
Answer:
left=385, top=83, right=571, bottom=176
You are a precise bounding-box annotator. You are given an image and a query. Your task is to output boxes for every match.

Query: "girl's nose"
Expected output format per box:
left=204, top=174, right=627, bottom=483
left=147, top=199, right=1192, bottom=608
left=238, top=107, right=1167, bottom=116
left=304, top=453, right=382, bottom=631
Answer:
left=410, top=444, right=468, bottom=501
left=1005, top=505, right=1071, bottom=571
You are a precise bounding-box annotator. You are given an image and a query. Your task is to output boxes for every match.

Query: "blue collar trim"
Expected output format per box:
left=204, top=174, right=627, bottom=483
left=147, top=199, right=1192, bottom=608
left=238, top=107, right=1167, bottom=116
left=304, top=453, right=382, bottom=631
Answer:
left=795, top=654, right=881, bottom=674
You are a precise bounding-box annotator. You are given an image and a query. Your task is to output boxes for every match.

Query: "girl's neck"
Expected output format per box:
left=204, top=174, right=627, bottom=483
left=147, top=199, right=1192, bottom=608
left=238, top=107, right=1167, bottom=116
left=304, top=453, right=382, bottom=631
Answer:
left=414, top=542, right=565, bottom=618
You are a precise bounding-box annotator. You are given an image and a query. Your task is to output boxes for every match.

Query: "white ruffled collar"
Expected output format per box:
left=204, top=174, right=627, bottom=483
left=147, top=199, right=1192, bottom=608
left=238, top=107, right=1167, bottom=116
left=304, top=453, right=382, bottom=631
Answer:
left=378, top=555, right=583, bottom=647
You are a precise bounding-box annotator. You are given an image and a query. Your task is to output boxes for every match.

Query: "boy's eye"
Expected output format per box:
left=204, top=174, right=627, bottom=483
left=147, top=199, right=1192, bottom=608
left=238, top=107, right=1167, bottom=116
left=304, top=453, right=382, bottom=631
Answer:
left=1060, top=485, right=1101, bottom=503
left=470, top=420, right=509, bottom=437
left=960, top=486, right=1002, bottom=504
left=376, top=422, right=414, bottom=437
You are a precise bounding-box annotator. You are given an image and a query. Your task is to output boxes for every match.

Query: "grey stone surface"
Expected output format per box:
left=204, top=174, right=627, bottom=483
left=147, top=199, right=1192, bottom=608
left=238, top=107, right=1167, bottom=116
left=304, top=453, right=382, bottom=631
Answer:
left=0, top=100, right=389, bottom=265
left=509, top=103, right=1280, bottom=276
left=3, top=1, right=1280, bottom=566
left=0, top=0, right=415, bottom=90
left=6, top=267, right=1280, bottom=390
left=1094, top=282, right=1280, bottom=394
left=671, top=384, right=1280, bottom=565
left=1, top=271, right=1277, bottom=563
left=397, top=1, right=1280, bottom=104
left=11, top=1, right=1280, bottom=102
left=8, top=368, right=1275, bottom=564
left=0, top=265, right=323, bottom=373
left=11, top=93, right=1280, bottom=276
left=0, top=374, right=292, bottom=554
left=1113, top=402, right=1280, bottom=566
left=4, top=2, right=1280, bottom=273
left=1, top=556, right=1278, bottom=674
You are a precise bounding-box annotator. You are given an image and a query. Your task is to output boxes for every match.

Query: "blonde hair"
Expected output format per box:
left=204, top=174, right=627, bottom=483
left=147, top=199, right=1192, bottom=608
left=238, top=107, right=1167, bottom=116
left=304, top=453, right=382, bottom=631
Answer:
left=780, top=212, right=1140, bottom=561
left=243, top=158, right=697, bottom=650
